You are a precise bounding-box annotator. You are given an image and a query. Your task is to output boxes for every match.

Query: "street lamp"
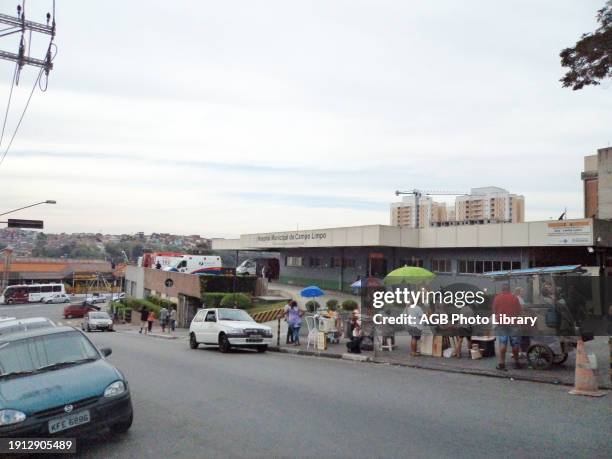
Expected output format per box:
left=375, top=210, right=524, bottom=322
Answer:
left=0, top=200, right=57, bottom=217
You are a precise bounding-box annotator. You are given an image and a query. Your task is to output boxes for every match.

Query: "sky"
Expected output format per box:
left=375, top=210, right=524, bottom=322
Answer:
left=0, top=0, right=609, bottom=238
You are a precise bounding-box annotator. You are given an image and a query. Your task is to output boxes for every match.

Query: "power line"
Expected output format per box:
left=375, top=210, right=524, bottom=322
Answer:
left=0, top=67, right=43, bottom=168
left=0, top=64, right=17, bottom=148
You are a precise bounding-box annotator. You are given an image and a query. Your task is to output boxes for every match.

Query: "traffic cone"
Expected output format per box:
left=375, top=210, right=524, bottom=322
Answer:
left=569, top=339, right=607, bottom=397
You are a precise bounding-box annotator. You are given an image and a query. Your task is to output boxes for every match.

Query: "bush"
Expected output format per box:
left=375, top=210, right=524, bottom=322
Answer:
left=341, top=299, right=359, bottom=311
left=326, top=299, right=339, bottom=311
left=220, top=293, right=252, bottom=309
left=110, top=301, right=132, bottom=322
left=146, top=295, right=177, bottom=309
left=121, top=297, right=160, bottom=315
left=201, top=292, right=227, bottom=308
left=305, top=300, right=320, bottom=312
left=200, top=275, right=257, bottom=294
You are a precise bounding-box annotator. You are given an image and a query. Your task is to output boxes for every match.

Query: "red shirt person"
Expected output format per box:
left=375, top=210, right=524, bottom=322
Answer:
left=492, top=285, right=522, bottom=322
left=492, top=284, right=522, bottom=371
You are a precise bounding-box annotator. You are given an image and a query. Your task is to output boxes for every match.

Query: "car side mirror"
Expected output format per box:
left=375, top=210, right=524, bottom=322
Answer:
left=100, top=347, right=112, bottom=357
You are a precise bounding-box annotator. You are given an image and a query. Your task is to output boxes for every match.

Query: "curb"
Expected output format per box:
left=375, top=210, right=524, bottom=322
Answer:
left=269, top=347, right=611, bottom=390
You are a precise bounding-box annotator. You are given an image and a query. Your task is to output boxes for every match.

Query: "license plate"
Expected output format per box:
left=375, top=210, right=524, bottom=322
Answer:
left=48, top=409, right=90, bottom=434
left=247, top=337, right=263, bottom=342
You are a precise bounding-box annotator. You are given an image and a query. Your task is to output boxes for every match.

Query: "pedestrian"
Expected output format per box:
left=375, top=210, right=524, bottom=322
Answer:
left=283, top=300, right=294, bottom=344
left=139, top=306, right=148, bottom=334
left=169, top=307, right=177, bottom=332
left=155, top=261, right=162, bottom=269
left=493, top=283, right=523, bottom=371
left=287, top=301, right=303, bottom=346
left=346, top=309, right=363, bottom=353
left=160, top=306, right=169, bottom=333
left=147, top=309, right=156, bottom=334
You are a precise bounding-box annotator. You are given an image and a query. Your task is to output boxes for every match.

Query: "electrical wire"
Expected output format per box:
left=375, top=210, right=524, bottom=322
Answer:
left=0, top=65, right=18, bottom=150
left=0, top=67, right=43, bottom=168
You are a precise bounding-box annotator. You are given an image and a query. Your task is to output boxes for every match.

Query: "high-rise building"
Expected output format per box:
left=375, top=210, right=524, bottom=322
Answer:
left=390, top=187, right=524, bottom=228
left=582, top=147, right=612, bottom=220
left=455, top=187, right=524, bottom=224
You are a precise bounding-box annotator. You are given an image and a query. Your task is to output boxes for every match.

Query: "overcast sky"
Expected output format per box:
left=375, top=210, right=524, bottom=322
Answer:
left=0, top=0, right=609, bottom=237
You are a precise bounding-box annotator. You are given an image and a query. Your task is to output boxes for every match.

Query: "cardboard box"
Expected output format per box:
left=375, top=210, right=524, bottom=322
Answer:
left=317, top=332, right=327, bottom=350
left=432, top=336, right=443, bottom=357
left=420, top=334, right=433, bottom=355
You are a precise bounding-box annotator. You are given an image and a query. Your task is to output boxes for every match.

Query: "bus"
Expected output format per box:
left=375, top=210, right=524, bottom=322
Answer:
left=0, top=283, right=67, bottom=305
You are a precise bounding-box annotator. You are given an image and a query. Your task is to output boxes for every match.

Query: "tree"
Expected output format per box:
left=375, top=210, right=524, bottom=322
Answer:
left=560, top=2, right=612, bottom=90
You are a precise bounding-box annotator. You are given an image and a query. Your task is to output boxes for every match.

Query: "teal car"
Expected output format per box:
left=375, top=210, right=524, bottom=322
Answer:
left=0, top=326, right=133, bottom=437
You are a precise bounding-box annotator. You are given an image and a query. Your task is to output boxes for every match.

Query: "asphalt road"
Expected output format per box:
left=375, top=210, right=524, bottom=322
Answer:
left=3, top=303, right=611, bottom=458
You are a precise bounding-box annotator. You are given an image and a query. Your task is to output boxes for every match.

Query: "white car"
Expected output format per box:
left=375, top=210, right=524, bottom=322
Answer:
left=110, top=292, right=126, bottom=301
left=82, top=311, right=114, bottom=332
left=42, top=293, right=71, bottom=304
left=189, top=308, right=273, bottom=353
left=85, top=293, right=107, bottom=304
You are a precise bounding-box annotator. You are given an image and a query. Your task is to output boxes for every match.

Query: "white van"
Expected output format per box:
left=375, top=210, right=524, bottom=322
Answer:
left=164, top=255, right=223, bottom=275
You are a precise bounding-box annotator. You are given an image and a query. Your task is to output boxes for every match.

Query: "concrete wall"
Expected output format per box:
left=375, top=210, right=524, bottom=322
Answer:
left=598, top=147, right=612, bottom=219
left=124, top=265, right=145, bottom=298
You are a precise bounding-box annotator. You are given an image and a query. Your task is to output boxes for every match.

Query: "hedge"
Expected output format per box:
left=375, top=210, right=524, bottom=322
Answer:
left=341, top=299, right=359, bottom=311
left=146, top=295, right=177, bottom=309
left=305, top=300, right=320, bottom=312
left=199, top=275, right=256, bottom=294
left=120, top=297, right=160, bottom=315
left=220, top=293, right=252, bottom=309
left=326, top=299, right=339, bottom=311
left=201, top=292, right=227, bottom=308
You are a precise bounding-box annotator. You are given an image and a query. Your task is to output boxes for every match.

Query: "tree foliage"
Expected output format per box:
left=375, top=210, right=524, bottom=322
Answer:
left=560, top=2, right=612, bottom=90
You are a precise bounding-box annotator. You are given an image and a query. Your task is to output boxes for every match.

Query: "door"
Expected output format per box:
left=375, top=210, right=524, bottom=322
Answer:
left=368, top=253, right=388, bottom=277
left=202, top=310, right=217, bottom=344
left=191, top=309, right=207, bottom=341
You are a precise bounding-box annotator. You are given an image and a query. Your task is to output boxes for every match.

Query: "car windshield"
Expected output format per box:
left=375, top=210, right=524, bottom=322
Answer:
left=0, top=331, right=99, bottom=378
left=217, top=309, right=254, bottom=322
left=90, top=312, right=110, bottom=319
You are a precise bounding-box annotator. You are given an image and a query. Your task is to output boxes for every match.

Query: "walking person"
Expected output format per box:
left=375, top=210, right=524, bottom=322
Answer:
left=147, top=309, right=156, bottom=334
left=493, top=284, right=523, bottom=371
left=169, top=307, right=177, bottom=332
left=139, top=306, right=148, bottom=334
left=160, top=306, right=169, bottom=333
left=287, top=301, right=303, bottom=346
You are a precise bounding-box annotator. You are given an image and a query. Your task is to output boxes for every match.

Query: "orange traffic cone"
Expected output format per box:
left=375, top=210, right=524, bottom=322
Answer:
left=569, top=339, right=607, bottom=397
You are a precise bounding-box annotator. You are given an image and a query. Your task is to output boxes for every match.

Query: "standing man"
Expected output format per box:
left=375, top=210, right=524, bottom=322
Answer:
left=283, top=300, right=295, bottom=344
left=169, top=306, right=177, bottom=333
left=160, top=306, right=169, bottom=333
left=493, top=284, right=523, bottom=371
left=139, top=306, right=149, bottom=334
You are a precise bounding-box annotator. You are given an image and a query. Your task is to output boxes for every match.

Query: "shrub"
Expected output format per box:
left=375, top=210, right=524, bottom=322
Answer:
left=305, top=300, right=320, bottom=312
left=121, top=297, right=160, bottom=315
left=201, top=292, right=227, bottom=308
left=341, top=299, right=359, bottom=311
left=326, top=299, right=338, bottom=311
left=146, top=295, right=177, bottom=309
left=220, top=293, right=252, bottom=309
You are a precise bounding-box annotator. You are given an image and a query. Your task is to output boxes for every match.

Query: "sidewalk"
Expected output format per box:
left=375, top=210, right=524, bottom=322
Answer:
left=272, top=331, right=611, bottom=389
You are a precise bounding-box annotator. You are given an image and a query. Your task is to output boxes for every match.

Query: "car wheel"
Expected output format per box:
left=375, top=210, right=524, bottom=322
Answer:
left=256, top=345, right=268, bottom=353
left=6, top=299, right=12, bottom=305
left=66, top=314, right=72, bottom=319
left=218, top=334, right=231, bottom=353
left=527, top=344, right=553, bottom=370
left=109, top=412, right=133, bottom=434
left=189, top=333, right=199, bottom=349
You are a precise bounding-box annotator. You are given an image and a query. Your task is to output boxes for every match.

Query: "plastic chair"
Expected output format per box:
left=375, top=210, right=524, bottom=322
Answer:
left=305, top=316, right=318, bottom=351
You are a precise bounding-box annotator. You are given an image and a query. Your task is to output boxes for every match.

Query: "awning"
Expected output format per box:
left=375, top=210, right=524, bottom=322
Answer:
left=483, top=265, right=583, bottom=278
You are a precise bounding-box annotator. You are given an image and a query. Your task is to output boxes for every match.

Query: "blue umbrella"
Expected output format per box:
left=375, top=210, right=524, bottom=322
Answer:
left=300, top=285, right=324, bottom=298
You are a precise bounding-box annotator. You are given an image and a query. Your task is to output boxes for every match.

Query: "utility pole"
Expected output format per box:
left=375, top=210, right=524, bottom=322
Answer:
left=0, top=2, right=56, bottom=82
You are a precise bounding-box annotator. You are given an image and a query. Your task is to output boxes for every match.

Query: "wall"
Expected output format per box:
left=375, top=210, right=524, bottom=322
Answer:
left=598, top=147, right=612, bottom=219
left=124, top=265, right=145, bottom=298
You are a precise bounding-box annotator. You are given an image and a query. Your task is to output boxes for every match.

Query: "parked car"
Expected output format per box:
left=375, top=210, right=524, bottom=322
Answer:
left=0, top=326, right=133, bottom=437
left=85, top=293, right=106, bottom=304
left=0, top=317, right=55, bottom=336
left=64, top=301, right=101, bottom=319
left=42, top=293, right=71, bottom=304
left=110, top=292, right=126, bottom=301
left=189, top=308, right=273, bottom=353
left=82, top=311, right=114, bottom=332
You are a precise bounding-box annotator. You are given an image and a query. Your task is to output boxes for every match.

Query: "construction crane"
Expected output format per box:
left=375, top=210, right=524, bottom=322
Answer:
left=394, top=189, right=467, bottom=228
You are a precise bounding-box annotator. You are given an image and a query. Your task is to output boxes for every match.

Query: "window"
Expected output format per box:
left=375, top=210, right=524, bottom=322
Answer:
left=458, top=260, right=468, bottom=273
left=41, top=286, right=52, bottom=293
left=484, top=261, right=493, bottom=272
left=309, top=257, right=322, bottom=267
left=343, top=258, right=356, bottom=269
left=399, top=258, right=423, bottom=267
left=502, top=261, right=511, bottom=271
left=205, top=311, right=216, bottom=322
left=193, top=310, right=206, bottom=322
left=431, top=259, right=451, bottom=273
left=286, top=256, right=303, bottom=267
left=511, top=261, right=521, bottom=270
left=330, top=257, right=342, bottom=268
left=178, top=260, right=187, bottom=268
left=53, top=285, right=62, bottom=292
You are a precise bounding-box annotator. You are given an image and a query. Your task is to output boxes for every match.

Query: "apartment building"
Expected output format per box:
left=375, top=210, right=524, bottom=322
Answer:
left=390, top=187, right=524, bottom=228
left=455, top=187, right=524, bottom=224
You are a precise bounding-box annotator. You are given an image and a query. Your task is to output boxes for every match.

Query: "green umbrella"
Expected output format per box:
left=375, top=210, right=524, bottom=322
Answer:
left=383, top=266, right=435, bottom=286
